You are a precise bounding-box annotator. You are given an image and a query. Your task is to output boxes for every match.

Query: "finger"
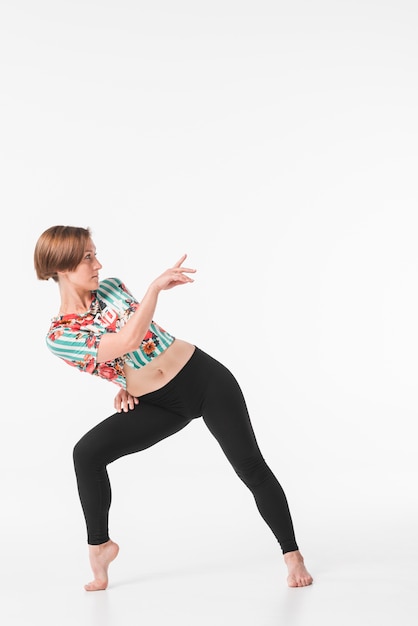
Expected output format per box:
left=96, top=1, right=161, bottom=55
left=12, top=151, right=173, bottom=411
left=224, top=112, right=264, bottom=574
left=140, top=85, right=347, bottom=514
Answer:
left=172, top=268, right=196, bottom=281
left=177, top=266, right=196, bottom=273
left=172, top=274, right=194, bottom=283
left=122, top=394, right=139, bottom=411
left=174, top=254, right=187, bottom=267
left=116, top=391, right=128, bottom=413
left=169, top=275, right=194, bottom=286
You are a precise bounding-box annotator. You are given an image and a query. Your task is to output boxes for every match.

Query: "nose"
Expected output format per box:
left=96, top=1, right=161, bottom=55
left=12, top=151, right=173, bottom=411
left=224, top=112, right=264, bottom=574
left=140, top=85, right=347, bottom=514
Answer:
left=95, top=258, right=103, bottom=270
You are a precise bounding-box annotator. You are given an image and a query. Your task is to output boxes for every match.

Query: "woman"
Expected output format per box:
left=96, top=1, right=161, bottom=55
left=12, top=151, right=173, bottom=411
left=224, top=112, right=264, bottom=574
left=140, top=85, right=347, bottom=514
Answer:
left=34, top=225, right=313, bottom=591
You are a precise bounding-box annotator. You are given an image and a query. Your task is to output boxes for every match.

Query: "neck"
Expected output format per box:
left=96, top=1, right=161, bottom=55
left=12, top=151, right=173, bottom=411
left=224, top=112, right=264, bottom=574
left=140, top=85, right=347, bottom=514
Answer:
left=58, top=288, right=93, bottom=316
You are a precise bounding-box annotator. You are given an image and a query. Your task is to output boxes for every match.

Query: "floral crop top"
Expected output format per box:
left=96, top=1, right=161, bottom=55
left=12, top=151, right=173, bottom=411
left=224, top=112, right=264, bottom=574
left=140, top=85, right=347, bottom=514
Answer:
left=46, top=277, right=175, bottom=389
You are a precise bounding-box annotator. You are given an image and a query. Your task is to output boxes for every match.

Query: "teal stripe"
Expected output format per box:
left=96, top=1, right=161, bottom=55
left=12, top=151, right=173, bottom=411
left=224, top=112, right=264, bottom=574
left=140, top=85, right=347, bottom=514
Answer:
left=47, top=277, right=175, bottom=380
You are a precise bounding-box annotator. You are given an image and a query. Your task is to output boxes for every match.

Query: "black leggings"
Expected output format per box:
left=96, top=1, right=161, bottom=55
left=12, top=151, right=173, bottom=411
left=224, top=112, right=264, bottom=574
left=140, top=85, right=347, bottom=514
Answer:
left=73, top=347, right=299, bottom=554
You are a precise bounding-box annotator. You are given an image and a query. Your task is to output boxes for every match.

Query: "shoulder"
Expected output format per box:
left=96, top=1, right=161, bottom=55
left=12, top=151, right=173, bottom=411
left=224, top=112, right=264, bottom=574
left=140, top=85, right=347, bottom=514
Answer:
left=97, top=277, right=131, bottom=296
left=97, top=278, right=138, bottom=305
left=98, top=277, right=124, bottom=291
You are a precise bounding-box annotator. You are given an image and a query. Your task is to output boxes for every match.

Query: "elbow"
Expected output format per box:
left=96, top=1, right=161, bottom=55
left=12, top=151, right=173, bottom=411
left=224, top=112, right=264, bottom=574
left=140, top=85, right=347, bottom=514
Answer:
left=125, top=338, right=141, bottom=353
left=123, top=328, right=146, bottom=354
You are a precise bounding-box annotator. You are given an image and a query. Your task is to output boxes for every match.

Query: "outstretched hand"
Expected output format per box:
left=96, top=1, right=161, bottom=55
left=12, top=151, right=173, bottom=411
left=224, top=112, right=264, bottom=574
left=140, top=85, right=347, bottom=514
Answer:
left=151, top=254, right=196, bottom=292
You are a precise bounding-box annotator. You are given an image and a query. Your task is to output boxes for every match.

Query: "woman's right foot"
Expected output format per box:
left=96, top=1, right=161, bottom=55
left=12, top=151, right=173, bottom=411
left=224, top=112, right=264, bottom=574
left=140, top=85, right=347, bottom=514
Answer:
left=85, top=539, right=119, bottom=591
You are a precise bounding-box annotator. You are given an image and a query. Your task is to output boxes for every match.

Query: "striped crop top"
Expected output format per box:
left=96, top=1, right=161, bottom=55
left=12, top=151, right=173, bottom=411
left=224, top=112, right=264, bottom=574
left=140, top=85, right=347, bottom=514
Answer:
left=46, top=277, right=175, bottom=389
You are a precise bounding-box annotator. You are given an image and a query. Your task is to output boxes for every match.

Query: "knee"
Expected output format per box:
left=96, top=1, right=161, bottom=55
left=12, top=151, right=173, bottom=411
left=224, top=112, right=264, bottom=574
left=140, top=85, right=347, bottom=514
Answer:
left=73, top=435, right=95, bottom=470
left=73, top=438, right=85, bottom=469
left=234, top=455, right=272, bottom=489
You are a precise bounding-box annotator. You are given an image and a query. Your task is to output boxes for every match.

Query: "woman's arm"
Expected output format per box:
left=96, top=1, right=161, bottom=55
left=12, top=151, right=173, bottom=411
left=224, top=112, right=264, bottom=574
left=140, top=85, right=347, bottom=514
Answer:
left=96, top=254, right=195, bottom=363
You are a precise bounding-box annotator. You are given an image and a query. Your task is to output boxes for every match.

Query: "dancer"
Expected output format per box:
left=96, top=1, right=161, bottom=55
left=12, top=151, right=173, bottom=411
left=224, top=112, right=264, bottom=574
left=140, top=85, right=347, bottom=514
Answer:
left=34, top=225, right=313, bottom=591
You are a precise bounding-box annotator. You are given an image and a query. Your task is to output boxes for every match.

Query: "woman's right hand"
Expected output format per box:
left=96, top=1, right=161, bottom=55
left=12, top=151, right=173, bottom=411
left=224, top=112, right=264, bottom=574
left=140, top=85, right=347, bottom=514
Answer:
left=150, top=254, right=196, bottom=292
left=114, top=388, right=139, bottom=413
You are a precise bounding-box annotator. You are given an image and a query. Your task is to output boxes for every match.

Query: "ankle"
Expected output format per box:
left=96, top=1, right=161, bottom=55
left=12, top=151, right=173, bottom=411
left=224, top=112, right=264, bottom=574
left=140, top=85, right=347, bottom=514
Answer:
left=284, top=550, right=304, bottom=562
left=88, top=540, right=111, bottom=552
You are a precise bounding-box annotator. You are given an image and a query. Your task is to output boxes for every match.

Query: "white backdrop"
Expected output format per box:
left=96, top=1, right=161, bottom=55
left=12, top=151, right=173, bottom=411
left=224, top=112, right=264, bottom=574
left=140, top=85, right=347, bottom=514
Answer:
left=1, top=0, right=417, bottom=617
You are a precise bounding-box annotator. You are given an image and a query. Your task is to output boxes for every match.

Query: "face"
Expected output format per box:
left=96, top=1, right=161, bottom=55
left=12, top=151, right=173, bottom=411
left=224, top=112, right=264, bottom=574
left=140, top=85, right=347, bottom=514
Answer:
left=59, top=238, right=103, bottom=290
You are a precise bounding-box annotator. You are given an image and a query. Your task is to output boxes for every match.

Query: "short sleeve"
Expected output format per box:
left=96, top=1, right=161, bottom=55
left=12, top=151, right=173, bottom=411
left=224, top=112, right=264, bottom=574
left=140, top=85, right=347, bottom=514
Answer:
left=46, top=318, right=104, bottom=374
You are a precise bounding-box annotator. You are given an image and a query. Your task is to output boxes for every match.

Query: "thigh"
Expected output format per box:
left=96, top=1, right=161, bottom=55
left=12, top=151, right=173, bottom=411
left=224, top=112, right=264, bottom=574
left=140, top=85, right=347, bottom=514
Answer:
left=202, top=364, right=262, bottom=463
left=74, top=401, right=191, bottom=465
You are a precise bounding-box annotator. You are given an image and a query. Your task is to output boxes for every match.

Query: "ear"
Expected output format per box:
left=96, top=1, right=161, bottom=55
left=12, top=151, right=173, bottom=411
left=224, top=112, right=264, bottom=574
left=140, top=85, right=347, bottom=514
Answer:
left=56, top=269, right=69, bottom=281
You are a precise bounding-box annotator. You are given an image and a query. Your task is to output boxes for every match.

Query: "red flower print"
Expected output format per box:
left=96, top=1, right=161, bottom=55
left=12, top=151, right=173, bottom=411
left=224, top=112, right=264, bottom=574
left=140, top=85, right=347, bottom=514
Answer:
left=86, top=333, right=97, bottom=348
left=97, top=363, right=118, bottom=380
left=84, top=355, right=96, bottom=374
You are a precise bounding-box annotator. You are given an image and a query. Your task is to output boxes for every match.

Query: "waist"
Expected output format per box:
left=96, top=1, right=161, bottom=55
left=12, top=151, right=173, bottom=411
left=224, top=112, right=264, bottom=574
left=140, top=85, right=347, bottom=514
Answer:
left=124, top=338, right=196, bottom=396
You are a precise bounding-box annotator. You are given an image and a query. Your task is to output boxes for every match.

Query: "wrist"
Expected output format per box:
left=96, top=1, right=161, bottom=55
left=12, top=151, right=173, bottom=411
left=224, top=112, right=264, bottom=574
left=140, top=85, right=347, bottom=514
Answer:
left=145, top=282, right=160, bottom=298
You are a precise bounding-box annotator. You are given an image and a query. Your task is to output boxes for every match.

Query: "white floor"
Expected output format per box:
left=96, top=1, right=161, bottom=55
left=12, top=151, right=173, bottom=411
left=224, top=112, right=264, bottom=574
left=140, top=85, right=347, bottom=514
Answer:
left=1, top=530, right=416, bottom=626
left=2, top=465, right=417, bottom=626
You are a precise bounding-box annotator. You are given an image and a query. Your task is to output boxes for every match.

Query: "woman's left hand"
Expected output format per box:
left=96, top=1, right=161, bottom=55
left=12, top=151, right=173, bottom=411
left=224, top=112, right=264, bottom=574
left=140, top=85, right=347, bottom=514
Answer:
left=114, top=388, right=139, bottom=413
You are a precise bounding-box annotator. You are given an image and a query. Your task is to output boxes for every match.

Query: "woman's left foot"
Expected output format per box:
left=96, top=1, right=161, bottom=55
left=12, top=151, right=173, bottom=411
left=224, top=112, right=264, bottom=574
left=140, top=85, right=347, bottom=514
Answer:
left=284, top=550, right=313, bottom=587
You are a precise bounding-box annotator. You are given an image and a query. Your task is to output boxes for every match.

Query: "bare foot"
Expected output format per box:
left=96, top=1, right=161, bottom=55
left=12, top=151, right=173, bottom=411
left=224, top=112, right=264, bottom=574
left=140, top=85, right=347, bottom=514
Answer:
left=284, top=550, right=313, bottom=587
left=84, top=539, right=120, bottom=591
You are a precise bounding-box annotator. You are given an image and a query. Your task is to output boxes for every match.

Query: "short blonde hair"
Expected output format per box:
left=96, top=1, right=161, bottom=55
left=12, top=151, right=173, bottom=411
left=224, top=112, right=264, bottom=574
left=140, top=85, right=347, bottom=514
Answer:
left=34, top=225, right=92, bottom=282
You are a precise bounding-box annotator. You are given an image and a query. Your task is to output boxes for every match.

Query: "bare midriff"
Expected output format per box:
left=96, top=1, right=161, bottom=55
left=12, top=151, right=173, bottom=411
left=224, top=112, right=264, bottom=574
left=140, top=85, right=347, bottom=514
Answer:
left=123, top=338, right=196, bottom=397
